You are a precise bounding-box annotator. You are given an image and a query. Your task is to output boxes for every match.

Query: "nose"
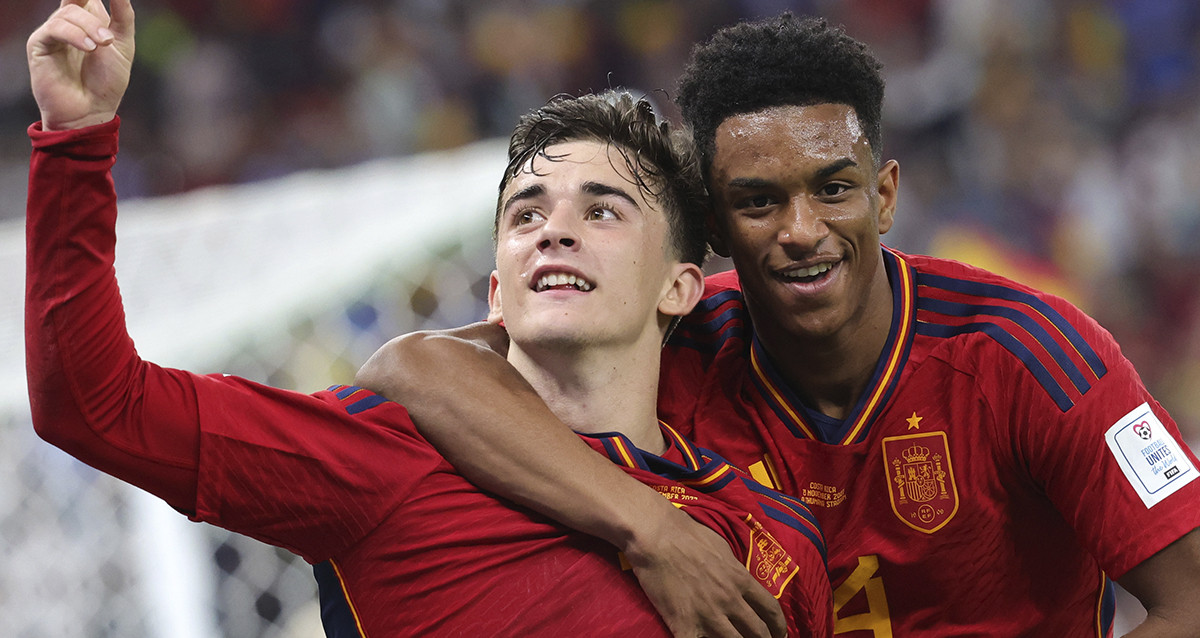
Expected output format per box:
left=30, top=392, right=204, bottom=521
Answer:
left=778, top=197, right=828, bottom=252
left=537, top=206, right=579, bottom=251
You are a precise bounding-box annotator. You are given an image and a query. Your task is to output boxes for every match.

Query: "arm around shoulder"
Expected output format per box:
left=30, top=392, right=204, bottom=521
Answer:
left=356, top=325, right=787, bottom=638
left=355, top=321, right=670, bottom=547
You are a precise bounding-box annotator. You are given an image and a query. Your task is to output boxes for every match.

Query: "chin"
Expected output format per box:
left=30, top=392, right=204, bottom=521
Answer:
left=792, top=311, right=850, bottom=340
left=510, top=323, right=595, bottom=349
left=757, top=299, right=843, bottom=339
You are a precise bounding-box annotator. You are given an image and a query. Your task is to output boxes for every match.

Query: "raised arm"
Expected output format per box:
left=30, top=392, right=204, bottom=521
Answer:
left=356, top=325, right=788, bottom=638
left=24, top=0, right=208, bottom=511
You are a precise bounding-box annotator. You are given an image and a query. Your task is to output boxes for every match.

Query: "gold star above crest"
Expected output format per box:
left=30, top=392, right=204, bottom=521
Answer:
left=906, top=412, right=923, bottom=430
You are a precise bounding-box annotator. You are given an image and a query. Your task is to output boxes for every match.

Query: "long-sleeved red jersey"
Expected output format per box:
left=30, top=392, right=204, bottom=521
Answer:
left=26, top=119, right=832, bottom=637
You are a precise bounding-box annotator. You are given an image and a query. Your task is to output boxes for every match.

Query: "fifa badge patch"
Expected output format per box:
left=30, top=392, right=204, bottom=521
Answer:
left=1105, top=402, right=1197, bottom=508
left=882, top=432, right=959, bottom=533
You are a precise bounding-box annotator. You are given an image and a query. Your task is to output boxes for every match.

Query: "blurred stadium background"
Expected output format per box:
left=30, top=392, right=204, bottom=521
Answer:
left=2, top=0, right=1198, bottom=635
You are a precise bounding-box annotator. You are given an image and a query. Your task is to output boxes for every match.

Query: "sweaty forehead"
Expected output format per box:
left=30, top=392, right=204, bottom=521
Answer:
left=501, top=140, right=658, bottom=211
left=713, top=103, right=868, bottom=169
left=507, top=141, right=612, bottom=190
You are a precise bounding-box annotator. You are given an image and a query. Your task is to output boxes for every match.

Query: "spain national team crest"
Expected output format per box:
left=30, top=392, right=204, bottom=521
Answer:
left=743, top=516, right=798, bottom=599
left=882, top=432, right=959, bottom=533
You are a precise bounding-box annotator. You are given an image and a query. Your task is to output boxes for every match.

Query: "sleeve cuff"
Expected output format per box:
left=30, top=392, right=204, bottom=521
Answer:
left=29, top=117, right=120, bottom=156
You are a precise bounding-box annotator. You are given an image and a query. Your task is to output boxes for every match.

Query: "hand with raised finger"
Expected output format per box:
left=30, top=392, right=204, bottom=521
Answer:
left=27, top=0, right=136, bottom=131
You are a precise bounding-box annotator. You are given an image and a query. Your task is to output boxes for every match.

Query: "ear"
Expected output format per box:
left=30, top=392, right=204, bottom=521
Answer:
left=876, top=159, right=899, bottom=235
left=707, top=213, right=731, bottom=258
left=486, top=270, right=504, bottom=323
left=658, top=261, right=706, bottom=319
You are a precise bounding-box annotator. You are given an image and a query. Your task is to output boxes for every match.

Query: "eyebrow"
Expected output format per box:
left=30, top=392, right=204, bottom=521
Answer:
left=726, top=157, right=859, bottom=189
left=502, top=181, right=642, bottom=214
left=581, top=181, right=642, bottom=211
left=501, top=184, right=544, bottom=214
left=815, top=158, right=859, bottom=180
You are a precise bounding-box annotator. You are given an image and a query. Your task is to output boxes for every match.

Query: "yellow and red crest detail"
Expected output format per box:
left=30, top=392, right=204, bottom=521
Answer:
left=743, top=515, right=799, bottom=599
left=881, top=431, right=959, bottom=533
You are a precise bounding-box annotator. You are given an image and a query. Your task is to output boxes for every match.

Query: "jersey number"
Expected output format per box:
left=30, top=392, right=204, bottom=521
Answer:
left=833, top=555, right=893, bottom=637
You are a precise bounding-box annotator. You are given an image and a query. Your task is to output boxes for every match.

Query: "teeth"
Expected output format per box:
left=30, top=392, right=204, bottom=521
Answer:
left=537, top=272, right=594, bottom=292
left=784, top=262, right=833, bottom=279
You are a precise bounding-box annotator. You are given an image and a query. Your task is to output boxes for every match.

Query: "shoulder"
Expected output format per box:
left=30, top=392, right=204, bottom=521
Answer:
left=354, top=323, right=508, bottom=399
left=731, top=469, right=830, bottom=607
left=905, top=250, right=1113, bottom=356
left=740, top=473, right=826, bottom=556
left=695, top=269, right=748, bottom=323
left=903, top=251, right=1119, bottom=412
left=906, top=251, right=1094, bottom=325
left=691, top=443, right=827, bottom=559
left=667, top=269, right=749, bottom=355
left=320, top=384, right=396, bottom=416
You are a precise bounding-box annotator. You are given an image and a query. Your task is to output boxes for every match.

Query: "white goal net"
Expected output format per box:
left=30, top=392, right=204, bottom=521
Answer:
left=1, top=137, right=507, bottom=638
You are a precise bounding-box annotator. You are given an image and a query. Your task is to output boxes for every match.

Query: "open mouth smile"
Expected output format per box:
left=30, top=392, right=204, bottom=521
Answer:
left=780, top=261, right=834, bottom=284
left=535, top=272, right=595, bottom=292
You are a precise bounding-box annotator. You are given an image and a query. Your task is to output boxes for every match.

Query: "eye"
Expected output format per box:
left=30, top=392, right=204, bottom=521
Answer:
left=731, top=193, right=778, bottom=216
left=586, top=206, right=619, bottom=221
left=514, top=208, right=545, bottom=225
left=817, top=182, right=851, bottom=199
left=738, top=194, right=775, bottom=208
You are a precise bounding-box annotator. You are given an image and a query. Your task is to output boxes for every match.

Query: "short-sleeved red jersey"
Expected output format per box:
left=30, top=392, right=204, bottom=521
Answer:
left=25, top=120, right=833, bottom=637
left=659, top=248, right=1200, bottom=637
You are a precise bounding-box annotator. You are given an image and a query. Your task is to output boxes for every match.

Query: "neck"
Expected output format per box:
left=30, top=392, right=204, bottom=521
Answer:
left=506, top=331, right=667, bottom=454
left=754, top=259, right=894, bottom=421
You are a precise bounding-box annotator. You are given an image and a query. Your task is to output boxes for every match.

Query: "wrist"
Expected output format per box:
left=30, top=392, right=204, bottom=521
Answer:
left=29, top=116, right=120, bottom=154
left=609, top=485, right=678, bottom=557
left=40, top=111, right=119, bottom=133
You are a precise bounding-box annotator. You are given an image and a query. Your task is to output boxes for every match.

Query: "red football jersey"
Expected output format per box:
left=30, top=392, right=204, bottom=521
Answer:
left=308, top=407, right=832, bottom=637
left=660, top=248, right=1200, bottom=637
left=25, top=120, right=833, bottom=637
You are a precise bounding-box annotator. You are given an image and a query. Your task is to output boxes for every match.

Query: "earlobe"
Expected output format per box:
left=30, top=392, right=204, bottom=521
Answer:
left=486, top=271, right=504, bottom=323
left=877, top=159, right=899, bottom=234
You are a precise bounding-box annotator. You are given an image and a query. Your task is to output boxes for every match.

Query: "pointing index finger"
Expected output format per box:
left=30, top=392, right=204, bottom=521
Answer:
left=107, top=0, right=135, bottom=38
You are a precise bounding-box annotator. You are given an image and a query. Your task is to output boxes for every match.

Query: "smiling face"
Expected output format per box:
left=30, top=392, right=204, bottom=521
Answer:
left=491, top=139, right=701, bottom=352
left=708, top=103, right=898, bottom=346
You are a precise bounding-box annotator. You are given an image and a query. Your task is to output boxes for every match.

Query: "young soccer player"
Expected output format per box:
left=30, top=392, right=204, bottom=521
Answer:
left=24, top=1, right=832, bottom=636
left=357, top=12, right=1200, bottom=638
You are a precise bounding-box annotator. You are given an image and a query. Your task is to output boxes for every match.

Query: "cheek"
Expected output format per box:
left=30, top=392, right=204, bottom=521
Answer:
left=724, top=218, right=773, bottom=254
left=837, top=209, right=881, bottom=239
left=496, top=237, right=531, bottom=269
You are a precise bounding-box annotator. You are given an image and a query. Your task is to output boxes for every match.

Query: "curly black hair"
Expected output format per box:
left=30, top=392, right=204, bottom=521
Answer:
left=497, top=90, right=710, bottom=267
left=677, top=13, right=885, bottom=174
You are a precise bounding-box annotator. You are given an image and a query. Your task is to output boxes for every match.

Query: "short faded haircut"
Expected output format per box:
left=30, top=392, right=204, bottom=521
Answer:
left=678, top=13, right=886, bottom=175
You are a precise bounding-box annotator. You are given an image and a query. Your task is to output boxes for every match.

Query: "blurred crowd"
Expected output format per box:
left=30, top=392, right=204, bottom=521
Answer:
left=2, top=0, right=1198, bottom=435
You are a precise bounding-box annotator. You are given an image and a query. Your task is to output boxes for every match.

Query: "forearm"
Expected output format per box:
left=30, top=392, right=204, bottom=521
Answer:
left=359, top=329, right=788, bottom=637
left=1123, top=618, right=1200, bottom=638
left=1118, top=528, right=1200, bottom=637
left=356, top=327, right=679, bottom=549
left=26, top=120, right=199, bottom=510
